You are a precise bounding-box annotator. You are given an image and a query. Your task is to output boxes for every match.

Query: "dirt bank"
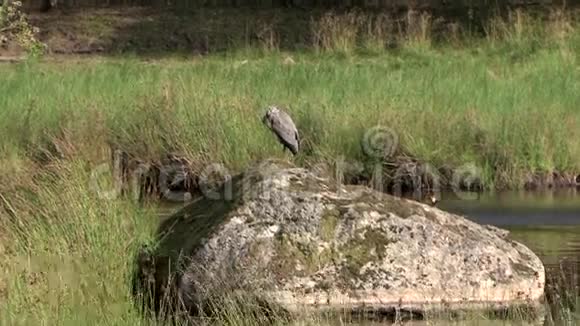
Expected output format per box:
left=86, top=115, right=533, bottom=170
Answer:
left=3, top=5, right=578, bottom=57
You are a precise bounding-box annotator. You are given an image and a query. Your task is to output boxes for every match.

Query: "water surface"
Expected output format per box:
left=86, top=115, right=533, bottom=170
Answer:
left=437, top=189, right=580, bottom=271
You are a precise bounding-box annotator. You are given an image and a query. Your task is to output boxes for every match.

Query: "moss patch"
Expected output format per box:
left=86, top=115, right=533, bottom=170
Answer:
left=340, top=228, right=394, bottom=277
left=271, top=233, right=336, bottom=279
left=319, top=208, right=340, bottom=242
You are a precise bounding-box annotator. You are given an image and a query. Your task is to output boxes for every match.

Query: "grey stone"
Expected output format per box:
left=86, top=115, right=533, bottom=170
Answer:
left=138, top=160, right=545, bottom=318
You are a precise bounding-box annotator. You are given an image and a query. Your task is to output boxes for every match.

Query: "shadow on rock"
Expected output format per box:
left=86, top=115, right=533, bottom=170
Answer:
left=131, top=160, right=296, bottom=323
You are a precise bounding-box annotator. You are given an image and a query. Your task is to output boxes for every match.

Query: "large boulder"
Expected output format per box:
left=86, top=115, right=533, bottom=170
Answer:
left=135, top=160, right=545, bottom=319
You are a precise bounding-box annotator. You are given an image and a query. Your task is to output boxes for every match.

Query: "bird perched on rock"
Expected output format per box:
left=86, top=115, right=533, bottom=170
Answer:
left=262, top=105, right=300, bottom=156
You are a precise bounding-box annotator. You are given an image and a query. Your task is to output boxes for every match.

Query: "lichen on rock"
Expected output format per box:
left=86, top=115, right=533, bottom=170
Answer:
left=136, top=159, right=546, bottom=319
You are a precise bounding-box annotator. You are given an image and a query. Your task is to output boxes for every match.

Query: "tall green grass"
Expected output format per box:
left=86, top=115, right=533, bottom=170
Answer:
left=0, top=160, right=160, bottom=325
left=1, top=33, right=580, bottom=189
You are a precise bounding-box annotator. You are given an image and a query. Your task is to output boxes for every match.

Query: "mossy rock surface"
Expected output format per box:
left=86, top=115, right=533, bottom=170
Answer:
left=139, top=159, right=545, bottom=317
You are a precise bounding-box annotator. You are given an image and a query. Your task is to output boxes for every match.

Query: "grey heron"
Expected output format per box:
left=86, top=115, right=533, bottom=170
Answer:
left=262, top=105, right=300, bottom=156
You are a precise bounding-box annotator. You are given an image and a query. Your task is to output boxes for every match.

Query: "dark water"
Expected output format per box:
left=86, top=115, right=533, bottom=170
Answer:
left=437, top=189, right=580, bottom=272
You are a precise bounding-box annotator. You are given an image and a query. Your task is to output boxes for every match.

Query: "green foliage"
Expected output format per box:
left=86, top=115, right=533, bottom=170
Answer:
left=0, top=1, right=46, bottom=57
left=0, top=161, right=160, bottom=325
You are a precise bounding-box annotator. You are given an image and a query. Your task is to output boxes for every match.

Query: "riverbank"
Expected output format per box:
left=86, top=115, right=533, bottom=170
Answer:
left=1, top=46, right=579, bottom=192
left=2, top=7, right=580, bottom=191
